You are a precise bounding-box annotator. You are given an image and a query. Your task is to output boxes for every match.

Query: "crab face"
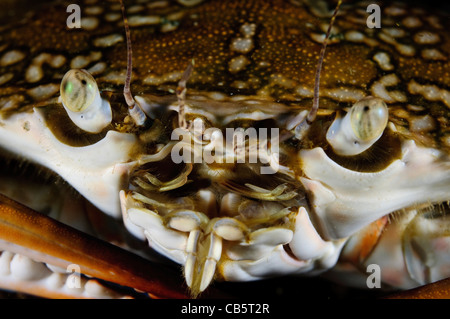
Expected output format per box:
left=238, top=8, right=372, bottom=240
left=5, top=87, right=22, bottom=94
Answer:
left=0, top=0, right=449, bottom=298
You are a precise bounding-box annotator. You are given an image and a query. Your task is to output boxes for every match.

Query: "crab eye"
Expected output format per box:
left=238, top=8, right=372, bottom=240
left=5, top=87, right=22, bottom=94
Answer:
left=326, top=97, right=389, bottom=156
left=350, top=98, right=388, bottom=142
left=60, top=69, right=112, bottom=133
left=61, top=69, right=96, bottom=112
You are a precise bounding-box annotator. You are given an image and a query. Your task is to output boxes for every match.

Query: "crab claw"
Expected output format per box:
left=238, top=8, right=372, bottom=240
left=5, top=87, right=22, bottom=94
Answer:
left=0, top=193, right=196, bottom=298
left=387, top=277, right=450, bottom=299
left=289, top=207, right=345, bottom=268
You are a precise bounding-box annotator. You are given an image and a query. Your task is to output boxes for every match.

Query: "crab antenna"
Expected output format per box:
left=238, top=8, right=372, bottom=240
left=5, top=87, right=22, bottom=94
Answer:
left=177, top=59, right=195, bottom=129
left=120, top=0, right=147, bottom=126
left=294, top=0, right=342, bottom=139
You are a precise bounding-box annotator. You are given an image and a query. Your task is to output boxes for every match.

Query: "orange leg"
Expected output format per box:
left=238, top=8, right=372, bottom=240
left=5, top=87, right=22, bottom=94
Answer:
left=0, top=193, right=228, bottom=298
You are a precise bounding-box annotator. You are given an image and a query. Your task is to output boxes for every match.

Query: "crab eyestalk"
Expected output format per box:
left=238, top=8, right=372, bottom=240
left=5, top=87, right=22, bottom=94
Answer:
left=60, top=69, right=112, bottom=133
left=326, top=96, right=389, bottom=155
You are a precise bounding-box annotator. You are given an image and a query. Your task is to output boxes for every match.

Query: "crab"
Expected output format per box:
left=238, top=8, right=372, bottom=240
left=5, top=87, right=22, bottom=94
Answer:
left=0, top=0, right=449, bottom=299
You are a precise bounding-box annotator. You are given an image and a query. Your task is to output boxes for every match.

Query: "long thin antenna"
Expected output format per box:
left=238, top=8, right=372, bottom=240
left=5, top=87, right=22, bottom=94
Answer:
left=177, top=60, right=195, bottom=129
left=120, top=0, right=147, bottom=126
left=295, top=0, right=342, bottom=139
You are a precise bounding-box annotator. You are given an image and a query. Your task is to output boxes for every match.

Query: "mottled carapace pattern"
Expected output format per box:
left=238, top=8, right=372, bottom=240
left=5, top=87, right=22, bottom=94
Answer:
left=0, top=0, right=449, bottom=148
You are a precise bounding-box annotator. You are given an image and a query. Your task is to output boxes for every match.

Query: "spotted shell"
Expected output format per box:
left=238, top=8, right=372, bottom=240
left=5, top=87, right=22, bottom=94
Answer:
left=0, top=0, right=449, bottom=153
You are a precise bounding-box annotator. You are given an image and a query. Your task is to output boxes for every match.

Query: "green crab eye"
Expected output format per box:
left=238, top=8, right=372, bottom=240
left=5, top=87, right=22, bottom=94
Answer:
left=59, top=69, right=112, bottom=133
left=326, top=97, right=389, bottom=156
left=350, top=98, right=388, bottom=142
left=61, top=69, right=97, bottom=113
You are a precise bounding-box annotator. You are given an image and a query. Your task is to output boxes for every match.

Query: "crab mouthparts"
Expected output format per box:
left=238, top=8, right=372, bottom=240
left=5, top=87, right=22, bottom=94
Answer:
left=121, top=154, right=306, bottom=296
